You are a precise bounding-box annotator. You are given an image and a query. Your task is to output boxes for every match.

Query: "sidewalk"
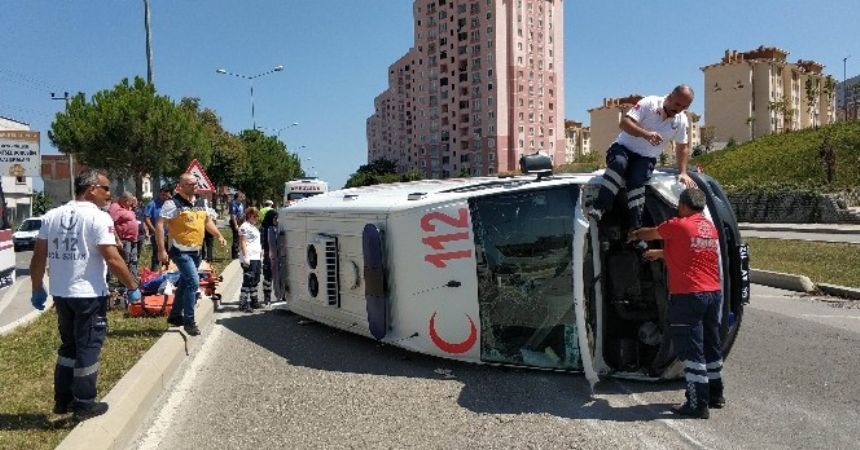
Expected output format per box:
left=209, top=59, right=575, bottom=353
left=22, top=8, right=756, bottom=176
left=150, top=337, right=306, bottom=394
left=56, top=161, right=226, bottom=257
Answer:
left=739, top=222, right=860, bottom=234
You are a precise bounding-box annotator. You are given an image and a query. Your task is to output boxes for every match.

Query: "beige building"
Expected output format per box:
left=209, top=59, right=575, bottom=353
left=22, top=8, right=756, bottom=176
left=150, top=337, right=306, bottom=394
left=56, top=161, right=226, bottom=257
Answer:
left=563, top=120, right=590, bottom=162
left=701, top=46, right=836, bottom=145
left=587, top=95, right=642, bottom=162
left=368, top=0, right=565, bottom=178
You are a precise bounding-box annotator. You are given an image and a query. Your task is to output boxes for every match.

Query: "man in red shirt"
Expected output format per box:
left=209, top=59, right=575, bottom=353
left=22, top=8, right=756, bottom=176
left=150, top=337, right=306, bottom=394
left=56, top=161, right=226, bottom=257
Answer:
left=629, top=188, right=724, bottom=419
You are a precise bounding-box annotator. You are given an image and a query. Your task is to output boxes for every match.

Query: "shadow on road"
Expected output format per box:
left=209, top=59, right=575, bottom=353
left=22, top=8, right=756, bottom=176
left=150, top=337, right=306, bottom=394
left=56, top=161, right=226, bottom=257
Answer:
left=216, top=310, right=685, bottom=422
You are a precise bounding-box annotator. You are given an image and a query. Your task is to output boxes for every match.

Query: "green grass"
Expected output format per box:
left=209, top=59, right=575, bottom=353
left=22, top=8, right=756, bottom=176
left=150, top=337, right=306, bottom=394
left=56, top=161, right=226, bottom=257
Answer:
left=747, top=237, right=860, bottom=288
left=0, top=311, right=165, bottom=450
left=693, top=120, right=860, bottom=192
left=0, top=228, right=235, bottom=449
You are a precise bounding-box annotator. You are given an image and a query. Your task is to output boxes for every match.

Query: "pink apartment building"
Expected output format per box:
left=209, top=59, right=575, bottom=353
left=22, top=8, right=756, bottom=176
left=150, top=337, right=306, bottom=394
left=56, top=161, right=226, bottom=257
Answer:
left=367, top=0, right=565, bottom=178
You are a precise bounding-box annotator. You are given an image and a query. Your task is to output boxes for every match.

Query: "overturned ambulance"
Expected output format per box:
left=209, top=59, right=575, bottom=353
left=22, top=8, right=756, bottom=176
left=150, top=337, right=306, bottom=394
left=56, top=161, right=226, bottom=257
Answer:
left=271, top=157, right=750, bottom=380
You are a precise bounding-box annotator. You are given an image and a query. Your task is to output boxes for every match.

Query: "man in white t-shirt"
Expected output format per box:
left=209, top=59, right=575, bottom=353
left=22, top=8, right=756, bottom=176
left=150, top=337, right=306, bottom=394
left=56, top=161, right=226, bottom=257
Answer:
left=29, top=169, right=142, bottom=421
left=589, top=85, right=698, bottom=250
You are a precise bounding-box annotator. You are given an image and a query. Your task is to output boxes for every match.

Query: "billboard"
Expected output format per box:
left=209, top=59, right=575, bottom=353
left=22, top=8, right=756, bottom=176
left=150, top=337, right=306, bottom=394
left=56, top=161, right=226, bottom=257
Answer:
left=0, top=130, right=40, bottom=178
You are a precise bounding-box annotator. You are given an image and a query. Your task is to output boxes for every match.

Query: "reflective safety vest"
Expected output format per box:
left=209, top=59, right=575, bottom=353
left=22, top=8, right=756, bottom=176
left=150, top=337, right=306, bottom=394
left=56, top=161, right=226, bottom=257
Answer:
left=166, top=195, right=208, bottom=251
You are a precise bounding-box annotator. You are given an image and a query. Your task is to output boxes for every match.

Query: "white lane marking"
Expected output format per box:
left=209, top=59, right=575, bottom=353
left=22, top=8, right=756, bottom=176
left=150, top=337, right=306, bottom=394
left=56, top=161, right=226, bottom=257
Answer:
left=612, top=381, right=710, bottom=449
left=133, top=319, right=227, bottom=450
left=801, top=314, right=860, bottom=320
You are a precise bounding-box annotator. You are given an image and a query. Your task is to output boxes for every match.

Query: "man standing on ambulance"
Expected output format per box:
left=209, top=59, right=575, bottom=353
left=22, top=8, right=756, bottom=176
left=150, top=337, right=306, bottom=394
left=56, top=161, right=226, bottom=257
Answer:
left=629, top=188, right=725, bottom=419
left=155, top=173, right=226, bottom=335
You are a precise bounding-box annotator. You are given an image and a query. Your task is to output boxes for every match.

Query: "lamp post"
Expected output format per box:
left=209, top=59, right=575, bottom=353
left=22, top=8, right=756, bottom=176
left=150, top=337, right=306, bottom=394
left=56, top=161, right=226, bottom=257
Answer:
left=50, top=92, right=75, bottom=200
left=842, top=56, right=850, bottom=121
left=256, top=121, right=299, bottom=139
left=216, top=64, right=284, bottom=129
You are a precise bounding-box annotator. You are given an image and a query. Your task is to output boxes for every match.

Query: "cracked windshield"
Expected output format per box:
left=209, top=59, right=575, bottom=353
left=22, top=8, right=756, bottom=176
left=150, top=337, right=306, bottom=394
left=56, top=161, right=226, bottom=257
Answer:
left=470, top=185, right=582, bottom=370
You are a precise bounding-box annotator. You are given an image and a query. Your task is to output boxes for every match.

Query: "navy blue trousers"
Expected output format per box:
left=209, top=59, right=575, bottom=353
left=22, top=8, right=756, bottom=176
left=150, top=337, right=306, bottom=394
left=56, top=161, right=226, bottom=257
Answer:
left=54, top=296, right=108, bottom=408
left=669, top=291, right=724, bottom=409
left=594, top=143, right=656, bottom=230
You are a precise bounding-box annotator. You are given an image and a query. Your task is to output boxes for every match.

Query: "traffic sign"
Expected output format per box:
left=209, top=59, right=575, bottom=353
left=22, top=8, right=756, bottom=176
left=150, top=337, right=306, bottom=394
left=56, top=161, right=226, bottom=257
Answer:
left=184, top=159, right=215, bottom=193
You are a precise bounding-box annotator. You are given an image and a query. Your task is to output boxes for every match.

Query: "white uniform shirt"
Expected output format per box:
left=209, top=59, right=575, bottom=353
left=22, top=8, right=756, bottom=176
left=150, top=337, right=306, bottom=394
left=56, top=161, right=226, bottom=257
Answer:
left=239, top=222, right=262, bottom=262
left=615, top=95, right=689, bottom=158
left=37, top=200, right=116, bottom=297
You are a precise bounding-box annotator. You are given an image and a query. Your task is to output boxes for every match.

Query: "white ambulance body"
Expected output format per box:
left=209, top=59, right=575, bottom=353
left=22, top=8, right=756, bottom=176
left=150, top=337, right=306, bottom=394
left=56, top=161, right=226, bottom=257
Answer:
left=272, top=168, right=749, bottom=380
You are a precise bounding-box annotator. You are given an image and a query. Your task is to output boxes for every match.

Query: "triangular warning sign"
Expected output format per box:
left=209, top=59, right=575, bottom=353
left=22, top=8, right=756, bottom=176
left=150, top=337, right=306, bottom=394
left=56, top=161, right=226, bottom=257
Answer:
left=184, top=159, right=215, bottom=193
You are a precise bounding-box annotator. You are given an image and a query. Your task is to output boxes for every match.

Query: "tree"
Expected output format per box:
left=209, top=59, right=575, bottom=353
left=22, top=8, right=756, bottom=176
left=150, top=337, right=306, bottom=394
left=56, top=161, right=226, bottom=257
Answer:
left=31, top=191, right=51, bottom=215
left=818, top=134, right=836, bottom=184
left=768, top=97, right=795, bottom=132
left=49, top=77, right=210, bottom=198
left=805, top=78, right=821, bottom=127
left=700, top=126, right=716, bottom=152
left=344, top=158, right=419, bottom=188
left=235, top=129, right=302, bottom=204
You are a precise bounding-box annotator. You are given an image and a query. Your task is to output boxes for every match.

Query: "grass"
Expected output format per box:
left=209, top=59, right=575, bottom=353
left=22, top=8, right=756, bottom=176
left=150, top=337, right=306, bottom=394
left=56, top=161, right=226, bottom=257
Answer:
left=0, top=228, right=234, bottom=450
left=693, top=120, right=860, bottom=192
left=747, top=237, right=860, bottom=288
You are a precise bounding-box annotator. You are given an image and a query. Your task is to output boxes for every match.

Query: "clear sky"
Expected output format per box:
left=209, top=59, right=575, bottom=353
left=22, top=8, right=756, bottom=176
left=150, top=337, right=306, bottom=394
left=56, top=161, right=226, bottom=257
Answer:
left=2, top=0, right=858, bottom=189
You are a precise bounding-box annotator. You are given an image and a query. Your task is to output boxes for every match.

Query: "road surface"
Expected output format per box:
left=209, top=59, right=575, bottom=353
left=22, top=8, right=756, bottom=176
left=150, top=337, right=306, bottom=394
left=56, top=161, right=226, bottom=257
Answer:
left=128, top=284, right=860, bottom=449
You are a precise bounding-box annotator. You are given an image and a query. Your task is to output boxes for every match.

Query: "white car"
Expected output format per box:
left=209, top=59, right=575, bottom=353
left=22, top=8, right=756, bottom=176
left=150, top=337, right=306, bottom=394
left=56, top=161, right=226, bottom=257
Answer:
left=13, top=217, right=42, bottom=251
left=271, top=155, right=750, bottom=381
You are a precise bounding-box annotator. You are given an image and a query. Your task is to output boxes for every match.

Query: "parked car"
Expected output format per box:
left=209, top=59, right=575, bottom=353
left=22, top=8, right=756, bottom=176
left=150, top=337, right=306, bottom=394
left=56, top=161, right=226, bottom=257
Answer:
left=13, top=217, right=42, bottom=251
left=271, top=155, right=751, bottom=381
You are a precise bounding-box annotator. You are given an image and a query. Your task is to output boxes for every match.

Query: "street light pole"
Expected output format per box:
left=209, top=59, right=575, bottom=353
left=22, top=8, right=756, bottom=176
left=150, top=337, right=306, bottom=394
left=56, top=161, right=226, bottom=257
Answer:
left=843, top=56, right=850, bottom=121
left=216, top=65, right=284, bottom=129
left=144, top=0, right=154, bottom=85
left=50, top=92, right=74, bottom=200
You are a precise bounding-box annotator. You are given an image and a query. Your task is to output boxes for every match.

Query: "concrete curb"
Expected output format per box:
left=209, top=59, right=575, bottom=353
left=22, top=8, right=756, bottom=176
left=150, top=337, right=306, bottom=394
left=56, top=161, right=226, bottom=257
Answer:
left=56, top=260, right=242, bottom=450
left=0, top=276, right=53, bottom=337
left=750, top=269, right=818, bottom=293
left=739, top=223, right=860, bottom=235
left=817, top=283, right=860, bottom=300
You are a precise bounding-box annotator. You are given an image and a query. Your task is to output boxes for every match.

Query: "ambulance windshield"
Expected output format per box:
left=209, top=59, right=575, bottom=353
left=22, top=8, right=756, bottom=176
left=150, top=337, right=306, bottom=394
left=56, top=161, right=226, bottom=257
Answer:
left=470, top=185, right=583, bottom=370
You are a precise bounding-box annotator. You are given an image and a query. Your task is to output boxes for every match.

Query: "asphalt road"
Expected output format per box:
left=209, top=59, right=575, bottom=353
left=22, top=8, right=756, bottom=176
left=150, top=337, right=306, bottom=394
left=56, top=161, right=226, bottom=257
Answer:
left=128, top=285, right=860, bottom=450
left=0, top=250, right=35, bottom=328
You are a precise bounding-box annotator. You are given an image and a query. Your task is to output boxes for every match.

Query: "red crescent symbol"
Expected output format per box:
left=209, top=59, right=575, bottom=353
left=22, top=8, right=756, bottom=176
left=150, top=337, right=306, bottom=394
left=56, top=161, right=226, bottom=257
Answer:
left=429, top=312, right=477, bottom=354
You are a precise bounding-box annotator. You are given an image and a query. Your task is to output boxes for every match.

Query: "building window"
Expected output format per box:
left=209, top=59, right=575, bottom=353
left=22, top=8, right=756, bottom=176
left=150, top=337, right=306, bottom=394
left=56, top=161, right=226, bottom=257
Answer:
left=15, top=176, right=25, bottom=185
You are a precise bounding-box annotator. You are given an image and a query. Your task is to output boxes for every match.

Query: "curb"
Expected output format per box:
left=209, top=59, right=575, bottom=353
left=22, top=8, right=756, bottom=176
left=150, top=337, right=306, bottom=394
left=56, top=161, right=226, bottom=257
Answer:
left=56, top=260, right=242, bottom=450
left=751, top=269, right=860, bottom=299
left=817, top=283, right=860, bottom=300
left=0, top=276, right=53, bottom=337
left=751, top=269, right=818, bottom=293
left=739, top=224, right=860, bottom=235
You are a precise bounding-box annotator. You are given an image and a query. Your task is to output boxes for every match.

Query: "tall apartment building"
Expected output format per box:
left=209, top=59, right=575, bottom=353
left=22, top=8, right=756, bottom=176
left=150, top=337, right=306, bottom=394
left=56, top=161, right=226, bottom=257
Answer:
left=701, top=46, right=836, bottom=145
left=367, top=0, right=565, bottom=178
left=563, top=120, right=590, bottom=162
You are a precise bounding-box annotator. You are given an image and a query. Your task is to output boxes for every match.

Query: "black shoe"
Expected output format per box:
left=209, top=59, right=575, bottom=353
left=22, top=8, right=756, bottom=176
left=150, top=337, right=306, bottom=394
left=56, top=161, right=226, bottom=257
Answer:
left=167, top=315, right=183, bottom=327
left=53, top=400, right=73, bottom=414
left=709, top=395, right=726, bottom=409
left=671, top=403, right=709, bottom=419
left=250, top=302, right=261, bottom=309
left=73, top=402, right=109, bottom=421
left=183, top=322, right=201, bottom=336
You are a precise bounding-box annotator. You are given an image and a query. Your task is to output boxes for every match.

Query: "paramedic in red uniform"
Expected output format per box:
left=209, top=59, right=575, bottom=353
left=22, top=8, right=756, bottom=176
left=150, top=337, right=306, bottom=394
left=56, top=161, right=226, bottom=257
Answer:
left=628, top=187, right=725, bottom=419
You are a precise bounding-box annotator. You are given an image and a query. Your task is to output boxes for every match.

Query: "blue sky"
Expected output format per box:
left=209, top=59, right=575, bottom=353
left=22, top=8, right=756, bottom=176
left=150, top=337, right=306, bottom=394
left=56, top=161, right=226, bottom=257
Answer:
left=2, top=0, right=858, bottom=189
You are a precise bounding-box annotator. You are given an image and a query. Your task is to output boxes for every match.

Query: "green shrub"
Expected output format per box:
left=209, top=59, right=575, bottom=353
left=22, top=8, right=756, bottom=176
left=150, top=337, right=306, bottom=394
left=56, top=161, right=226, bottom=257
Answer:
left=693, top=121, right=860, bottom=193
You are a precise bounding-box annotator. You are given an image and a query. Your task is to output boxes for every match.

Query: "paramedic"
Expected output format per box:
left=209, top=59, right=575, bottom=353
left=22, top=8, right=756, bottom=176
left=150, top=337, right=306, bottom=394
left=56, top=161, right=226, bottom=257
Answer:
left=29, top=169, right=142, bottom=421
left=629, top=188, right=724, bottom=419
left=260, top=208, right=279, bottom=305
left=238, top=207, right=263, bottom=311
left=156, top=173, right=226, bottom=335
left=589, top=85, right=698, bottom=251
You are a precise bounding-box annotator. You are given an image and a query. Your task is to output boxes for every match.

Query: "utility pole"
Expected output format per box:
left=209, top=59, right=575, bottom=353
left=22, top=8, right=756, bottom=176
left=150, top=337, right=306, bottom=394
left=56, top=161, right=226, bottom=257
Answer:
left=144, top=0, right=154, bottom=85
left=843, top=56, right=850, bottom=121
left=50, top=92, right=74, bottom=200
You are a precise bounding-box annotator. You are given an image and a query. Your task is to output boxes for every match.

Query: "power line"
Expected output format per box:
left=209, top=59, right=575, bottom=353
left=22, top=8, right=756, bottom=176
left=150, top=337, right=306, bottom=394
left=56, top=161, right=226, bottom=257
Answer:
left=0, top=66, right=66, bottom=94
